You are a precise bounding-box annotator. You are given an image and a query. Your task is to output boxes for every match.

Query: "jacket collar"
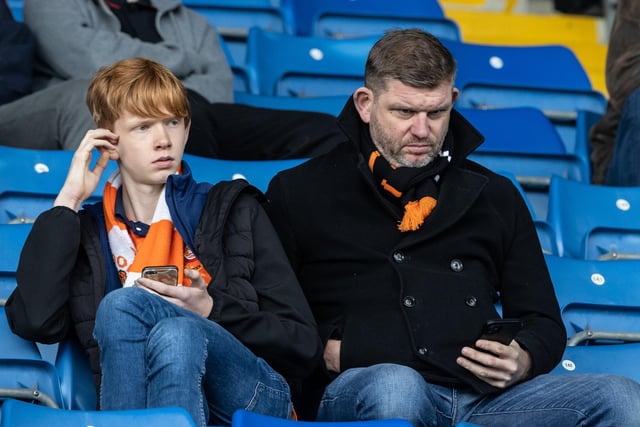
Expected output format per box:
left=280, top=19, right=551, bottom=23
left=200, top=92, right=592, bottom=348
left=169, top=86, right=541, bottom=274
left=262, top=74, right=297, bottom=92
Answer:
left=164, top=161, right=213, bottom=251
left=336, top=95, right=485, bottom=166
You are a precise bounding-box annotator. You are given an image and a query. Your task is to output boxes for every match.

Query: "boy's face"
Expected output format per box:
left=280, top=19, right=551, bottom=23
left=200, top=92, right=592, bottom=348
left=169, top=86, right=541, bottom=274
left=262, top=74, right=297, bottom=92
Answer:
left=112, top=110, right=189, bottom=186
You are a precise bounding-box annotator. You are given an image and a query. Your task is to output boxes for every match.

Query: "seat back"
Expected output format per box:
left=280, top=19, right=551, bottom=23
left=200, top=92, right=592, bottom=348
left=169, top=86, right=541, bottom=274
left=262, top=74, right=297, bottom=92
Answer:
left=232, top=409, right=413, bottom=427
left=54, top=335, right=98, bottom=411
left=461, top=107, right=566, bottom=155
left=0, top=398, right=197, bottom=427
left=551, top=343, right=640, bottom=384
left=283, top=0, right=460, bottom=41
left=0, top=223, right=31, bottom=302
left=498, top=172, right=558, bottom=255
left=183, top=0, right=292, bottom=68
left=0, top=308, right=64, bottom=409
left=6, top=0, right=22, bottom=21
left=183, top=154, right=305, bottom=193
left=545, top=254, right=640, bottom=343
left=460, top=106, right=588, bottom=219
left=446, top=40, right=606, bottom=117
left=447, top=39, right=605, bottom=172
left=547, top=176, right=640, bottom=260
left=245, top=27, right=376, bottom=97
left=0, top=146, right=118, bottom=224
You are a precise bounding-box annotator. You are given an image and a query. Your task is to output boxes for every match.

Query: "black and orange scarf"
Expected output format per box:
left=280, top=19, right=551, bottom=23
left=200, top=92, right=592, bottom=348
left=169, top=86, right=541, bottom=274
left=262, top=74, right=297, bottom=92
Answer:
left=364, top=131, right=453, bottom=232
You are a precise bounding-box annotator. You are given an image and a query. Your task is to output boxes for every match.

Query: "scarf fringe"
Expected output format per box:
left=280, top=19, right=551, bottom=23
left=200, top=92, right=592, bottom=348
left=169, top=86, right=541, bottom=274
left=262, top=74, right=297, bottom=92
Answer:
left=398, top=197, right=437, bottom=232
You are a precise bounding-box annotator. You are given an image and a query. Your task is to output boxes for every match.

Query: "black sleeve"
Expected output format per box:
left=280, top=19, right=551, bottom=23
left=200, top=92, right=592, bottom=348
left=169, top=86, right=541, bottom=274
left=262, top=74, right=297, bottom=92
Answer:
left=5, top=207, right=80, bottom=343
left=208, top=194, right=323, bottom=380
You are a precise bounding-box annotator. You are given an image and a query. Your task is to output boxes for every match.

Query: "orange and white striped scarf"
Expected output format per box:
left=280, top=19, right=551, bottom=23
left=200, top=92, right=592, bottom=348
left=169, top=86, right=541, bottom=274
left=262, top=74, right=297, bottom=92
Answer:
left=103, top=170, right=211, bottom=287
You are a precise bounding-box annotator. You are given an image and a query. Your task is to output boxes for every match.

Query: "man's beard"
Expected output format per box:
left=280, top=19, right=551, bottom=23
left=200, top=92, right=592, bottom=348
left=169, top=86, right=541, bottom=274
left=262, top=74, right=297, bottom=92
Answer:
left=370, top=120, right=442, bottom=168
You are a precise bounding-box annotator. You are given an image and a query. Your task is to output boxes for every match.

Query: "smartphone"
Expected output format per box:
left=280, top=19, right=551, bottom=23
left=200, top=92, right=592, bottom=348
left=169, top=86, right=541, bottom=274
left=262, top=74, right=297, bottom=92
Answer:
left=477, top=319, right=523, bottom=345
left=141, top=265, right=179, bottom=286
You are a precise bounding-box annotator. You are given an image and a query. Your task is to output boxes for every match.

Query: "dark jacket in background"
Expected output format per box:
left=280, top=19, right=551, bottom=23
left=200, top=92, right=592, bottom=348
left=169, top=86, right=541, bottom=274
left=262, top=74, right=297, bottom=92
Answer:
left=0, top=0, right=35, bottom=104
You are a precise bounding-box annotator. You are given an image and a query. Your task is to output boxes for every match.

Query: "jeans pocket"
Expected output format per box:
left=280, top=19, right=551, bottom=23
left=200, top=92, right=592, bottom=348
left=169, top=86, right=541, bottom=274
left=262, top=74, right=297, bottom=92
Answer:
left=244, top=381, right=293, bottom=419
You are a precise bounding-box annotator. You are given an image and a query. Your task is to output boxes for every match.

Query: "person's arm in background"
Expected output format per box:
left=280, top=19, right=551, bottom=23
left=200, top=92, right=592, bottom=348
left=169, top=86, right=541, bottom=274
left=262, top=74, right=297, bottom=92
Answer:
left=23, top=0, right=232, bottom=102
left=0, top=0, right=35, bottom=104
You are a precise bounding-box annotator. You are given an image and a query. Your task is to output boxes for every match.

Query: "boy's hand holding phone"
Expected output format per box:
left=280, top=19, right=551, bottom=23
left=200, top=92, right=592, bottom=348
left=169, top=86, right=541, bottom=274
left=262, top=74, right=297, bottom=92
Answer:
left=137, top=266, right=213, bottom=318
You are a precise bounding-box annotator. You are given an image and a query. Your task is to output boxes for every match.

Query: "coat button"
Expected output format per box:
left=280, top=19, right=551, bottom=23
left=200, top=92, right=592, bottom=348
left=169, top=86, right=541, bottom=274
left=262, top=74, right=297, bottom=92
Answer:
left=393, top=251, right=406, bottom=263
left=402, top=296, right=416, bottom=308
left=418, top=347, right=429, bottom=356
left=450, top=259, right=464, bottom=272
left=465, top=295, right=478, bottom=307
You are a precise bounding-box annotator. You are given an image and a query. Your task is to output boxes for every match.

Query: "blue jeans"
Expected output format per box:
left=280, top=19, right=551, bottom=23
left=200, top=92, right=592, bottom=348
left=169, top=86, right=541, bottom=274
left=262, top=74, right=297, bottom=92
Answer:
left=317, top=363, right=640, bottom=426
left=606, top=86, right=640, bottom=186
left=93, top=287, right=292, bottom=427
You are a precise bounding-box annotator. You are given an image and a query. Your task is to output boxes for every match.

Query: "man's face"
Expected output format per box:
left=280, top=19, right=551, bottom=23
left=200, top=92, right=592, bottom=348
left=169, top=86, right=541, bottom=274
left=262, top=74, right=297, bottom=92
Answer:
left=354, top=79, right=459, bottom=168
left=112, top=110, right=189, bottom=187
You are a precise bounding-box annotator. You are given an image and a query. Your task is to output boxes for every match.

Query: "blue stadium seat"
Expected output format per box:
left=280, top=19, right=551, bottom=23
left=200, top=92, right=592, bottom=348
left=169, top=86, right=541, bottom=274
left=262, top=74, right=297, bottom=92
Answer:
left=218, top=34, right=254, bottom=94
left=0, top=146, right=118, bottom=224
left=461, top=107, right=566, bottom=155
left=183, top=0, right=293, bottom=68
left=552, top=109, right=601, bottom=166
left=7, top=0, right=22, bottom=21
left=498, top=172, right=557, bottom=255
left=0, top=307, right=64, bottom=410
left=546, top=254, right=640, bottom=385
left=234, top=92, right=346, bottom=116
left=0, top=146, right=301, bottom=222
left=0, top=223, right=31, bottom=301
left=232, top=409, right=412, bottom=427
left=461, top=107, right=589, bottom=219
left=551, top=344, right=640, bottom=384
left=446, top=40, right=606, bottom=117
left=245, top=28, right=376, bottom=97
left=0, top=398, right=197, bottom=427
left=445, top=40, right=606, bottom=173
left=545, top=254, right=640, bottom=345
left=546, top=176, right=640, bottom=260
left=183, top=154, right=305, bottom=192
left=282, top=0, right=460, bottom=41
left=53, top=335, right=97, bottom=411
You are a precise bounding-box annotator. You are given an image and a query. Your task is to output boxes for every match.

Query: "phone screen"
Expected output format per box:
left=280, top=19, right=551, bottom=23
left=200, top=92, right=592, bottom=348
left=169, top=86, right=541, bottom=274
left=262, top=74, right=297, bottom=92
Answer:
left=141, top=265, right=179, bottom=286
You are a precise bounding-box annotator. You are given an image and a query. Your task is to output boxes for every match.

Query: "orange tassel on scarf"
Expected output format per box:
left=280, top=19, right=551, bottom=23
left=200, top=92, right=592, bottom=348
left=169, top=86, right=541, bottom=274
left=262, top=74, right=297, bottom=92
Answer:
left=398, top=196, right=438, bottom=232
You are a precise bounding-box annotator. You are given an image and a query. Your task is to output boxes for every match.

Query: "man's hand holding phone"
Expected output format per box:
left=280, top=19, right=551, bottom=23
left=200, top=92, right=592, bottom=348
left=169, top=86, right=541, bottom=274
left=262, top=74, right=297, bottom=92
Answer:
left=456, top=318, right=532, bottom=389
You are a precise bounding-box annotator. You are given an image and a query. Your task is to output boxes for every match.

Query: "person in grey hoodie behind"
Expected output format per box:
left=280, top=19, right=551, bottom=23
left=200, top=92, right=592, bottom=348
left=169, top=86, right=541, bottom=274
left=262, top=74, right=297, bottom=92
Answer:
left=0, top=0, right=346, bottom=160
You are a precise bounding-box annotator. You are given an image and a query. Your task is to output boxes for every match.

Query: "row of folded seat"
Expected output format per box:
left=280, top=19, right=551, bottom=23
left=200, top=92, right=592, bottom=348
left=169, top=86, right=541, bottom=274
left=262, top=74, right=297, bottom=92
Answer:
left=8, top=0, right=608, bottom=226
left=2, top=142, right=640, bottom=258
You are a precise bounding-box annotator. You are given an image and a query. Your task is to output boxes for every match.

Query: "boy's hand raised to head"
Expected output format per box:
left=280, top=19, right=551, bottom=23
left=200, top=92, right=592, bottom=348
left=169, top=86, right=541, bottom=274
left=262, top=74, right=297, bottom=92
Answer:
left=54, top=129, right=119, bottom=211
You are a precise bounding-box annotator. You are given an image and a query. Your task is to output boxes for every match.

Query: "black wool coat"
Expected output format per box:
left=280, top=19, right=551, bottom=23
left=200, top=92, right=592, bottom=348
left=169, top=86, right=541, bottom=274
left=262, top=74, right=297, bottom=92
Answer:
left=266, top=99, right=566, bottom=418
